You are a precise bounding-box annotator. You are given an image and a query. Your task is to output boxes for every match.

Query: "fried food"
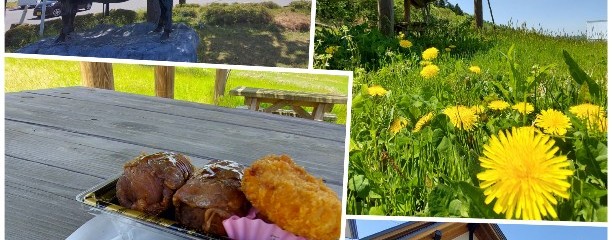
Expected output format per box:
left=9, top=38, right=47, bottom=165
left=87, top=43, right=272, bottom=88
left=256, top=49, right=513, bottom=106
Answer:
left=241, top=155, right=341, bottom=240
left=116, top=152, right=194, bottom=216
left=173, top=160, right=250, bottom=236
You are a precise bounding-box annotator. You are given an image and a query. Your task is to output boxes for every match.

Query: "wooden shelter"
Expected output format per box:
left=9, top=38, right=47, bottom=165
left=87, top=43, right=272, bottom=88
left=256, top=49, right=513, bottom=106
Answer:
left=347, top=220, right=506, bottom=240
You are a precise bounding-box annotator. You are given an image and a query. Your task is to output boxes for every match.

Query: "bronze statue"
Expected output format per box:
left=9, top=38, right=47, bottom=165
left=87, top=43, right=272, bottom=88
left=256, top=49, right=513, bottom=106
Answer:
left=55, top=0, right=90, bottom=43
left=153, top=0, right=173, bottom=40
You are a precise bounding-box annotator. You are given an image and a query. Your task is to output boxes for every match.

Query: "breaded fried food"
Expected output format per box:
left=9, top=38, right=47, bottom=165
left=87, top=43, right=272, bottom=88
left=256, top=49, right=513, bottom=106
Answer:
left=241, top=155, right=341, bottom=240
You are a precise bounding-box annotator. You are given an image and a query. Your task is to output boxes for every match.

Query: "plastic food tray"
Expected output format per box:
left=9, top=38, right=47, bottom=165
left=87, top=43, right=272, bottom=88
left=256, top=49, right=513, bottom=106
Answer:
left=76, top=175, right=226, bottom=240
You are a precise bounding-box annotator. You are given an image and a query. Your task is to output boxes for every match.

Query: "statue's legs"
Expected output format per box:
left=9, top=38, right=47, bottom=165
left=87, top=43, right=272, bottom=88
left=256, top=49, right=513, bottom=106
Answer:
left=56, top=1, right=79, bottom=43
left=157, top=0, right=173, bottom=40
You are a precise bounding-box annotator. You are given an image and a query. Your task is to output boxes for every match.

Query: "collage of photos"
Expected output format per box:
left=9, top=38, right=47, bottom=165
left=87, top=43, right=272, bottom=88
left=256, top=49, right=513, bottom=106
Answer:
left=2, top=0, right=609, bottom=240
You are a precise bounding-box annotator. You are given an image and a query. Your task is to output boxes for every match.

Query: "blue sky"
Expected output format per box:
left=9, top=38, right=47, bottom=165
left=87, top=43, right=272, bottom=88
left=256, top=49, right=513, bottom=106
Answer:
left=353, top=220, right=607, bottom=239
left=447, top=0, right=607, bottom=35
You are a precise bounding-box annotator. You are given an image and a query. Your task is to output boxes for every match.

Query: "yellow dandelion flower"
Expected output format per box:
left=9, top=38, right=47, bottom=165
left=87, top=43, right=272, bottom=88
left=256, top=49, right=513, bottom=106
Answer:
left=422, top=47, right=439, bottom=60
left=420, top=60, right=432, bottom=66
left=488, top=100, right=510, bottom=110
left=512, top=102, right=534, bottom=115
left=470, top=105, right=486, bottom=114
left=367, top=85, right=387, bottom=96
left=445, top=47, right=451, bottom=52
left=534, top=109, right=572, bottom=135
left=477, top=127, right=573, bottom=220
left=399, top=39, right=413, bottom=48
left=389, top=117, right=408, bottom=134
left=443, top=105, right=478, bottom=131
left=420, top=64, right=440, bottom=79
left=569, top=103, right=605, bottom=119
left=325, top=46, right=338, bottom=54
left=413, top=112, right=434, bottom=132
left=469, top=66, right=482, bottom=74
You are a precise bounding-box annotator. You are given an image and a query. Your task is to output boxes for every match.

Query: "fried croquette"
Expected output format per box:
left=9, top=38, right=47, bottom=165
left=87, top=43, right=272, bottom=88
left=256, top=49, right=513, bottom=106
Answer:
left=241, top=155, right=341, bottom=240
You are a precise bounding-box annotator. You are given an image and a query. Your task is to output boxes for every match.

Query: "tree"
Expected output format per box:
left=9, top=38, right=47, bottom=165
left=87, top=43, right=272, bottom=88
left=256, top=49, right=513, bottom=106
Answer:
left=378, top=0, right=394, bottom=36
left=179, top=0, right=186, bottom=4
left=474, top=0, right=483, bottom=28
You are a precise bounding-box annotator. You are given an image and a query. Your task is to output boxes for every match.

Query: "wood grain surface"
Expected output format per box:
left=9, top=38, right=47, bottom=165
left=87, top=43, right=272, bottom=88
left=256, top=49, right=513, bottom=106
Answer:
left=5, top=87, right=347, bottom=239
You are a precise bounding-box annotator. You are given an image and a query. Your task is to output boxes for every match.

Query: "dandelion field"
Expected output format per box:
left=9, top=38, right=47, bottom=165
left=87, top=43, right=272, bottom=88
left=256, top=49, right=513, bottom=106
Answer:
left=315, top=5, right=607, bottom=221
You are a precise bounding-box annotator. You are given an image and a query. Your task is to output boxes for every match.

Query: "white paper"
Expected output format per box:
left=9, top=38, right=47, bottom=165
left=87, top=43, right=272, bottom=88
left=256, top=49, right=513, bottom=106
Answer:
left=66, top=214, right=186, bottom=240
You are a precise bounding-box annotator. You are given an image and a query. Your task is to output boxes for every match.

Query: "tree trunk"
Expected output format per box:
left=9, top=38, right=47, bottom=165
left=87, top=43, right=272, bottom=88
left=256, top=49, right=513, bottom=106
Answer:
left=378, top=0, right=394, bottom=36
left=474, top=0, right=483, bottom=29
left=154, top=66, right=175, bottom=99
left=80, top=62, right=115, bottom=90
left=403, top=0, right=411, bottom=24
left=147, top=0, right=161, bottom=23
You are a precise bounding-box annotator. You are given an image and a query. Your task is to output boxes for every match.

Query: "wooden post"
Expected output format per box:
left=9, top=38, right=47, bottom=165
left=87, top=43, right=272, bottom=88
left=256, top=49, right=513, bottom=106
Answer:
left=80, top=62, right=115, bottom=90
left=154, top=66, right=175, bottom=99
left=378, top=0, right=394, bottom=36
left=146, top=0, right=161, bottom=23
left=214, top=69, right=230, bottom=105
left=474, top=0, right=483, bottom=29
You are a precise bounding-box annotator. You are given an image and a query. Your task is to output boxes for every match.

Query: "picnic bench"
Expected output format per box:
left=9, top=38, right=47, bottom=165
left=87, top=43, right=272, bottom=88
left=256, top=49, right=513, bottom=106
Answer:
left=5, top=87, right=346, bottom=239
left=229, top=86, right=348, bottom=121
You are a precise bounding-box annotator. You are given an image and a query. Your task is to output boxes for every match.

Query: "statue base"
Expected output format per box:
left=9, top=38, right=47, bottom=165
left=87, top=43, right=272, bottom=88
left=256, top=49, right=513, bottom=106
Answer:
left=17, top=23, right=199, bottom=63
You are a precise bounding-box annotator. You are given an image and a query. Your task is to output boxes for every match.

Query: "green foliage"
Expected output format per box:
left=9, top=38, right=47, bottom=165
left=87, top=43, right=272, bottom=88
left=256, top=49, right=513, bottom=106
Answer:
left=259, top=1, right=281, bottom=9
left=314, top=10, right=493, bottom=71
left=316, top=0, right=378, bottom=25
left=201, top=3, right=274, bottom=25
left=173, top=4, right=201, bottom=25
left=287, top=0, right=311, bottom=13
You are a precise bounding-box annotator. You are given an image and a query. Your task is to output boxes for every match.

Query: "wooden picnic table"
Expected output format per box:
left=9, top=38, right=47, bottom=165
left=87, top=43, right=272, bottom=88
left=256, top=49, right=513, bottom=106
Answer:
left=5, top=87, right=346, bottom=239
left=229, top=86, right=348, bottom=121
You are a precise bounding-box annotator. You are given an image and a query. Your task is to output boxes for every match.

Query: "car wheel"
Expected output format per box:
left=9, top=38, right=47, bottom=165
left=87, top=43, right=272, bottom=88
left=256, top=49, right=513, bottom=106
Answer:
left=85, top=3, right=92, bottom=10
left=52, top=8, right=62, bottom=18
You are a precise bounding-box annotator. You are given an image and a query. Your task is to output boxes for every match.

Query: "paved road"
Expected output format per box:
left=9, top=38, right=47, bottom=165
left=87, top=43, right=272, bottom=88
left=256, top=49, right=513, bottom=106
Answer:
left=5, top=0, right=296, bottom=32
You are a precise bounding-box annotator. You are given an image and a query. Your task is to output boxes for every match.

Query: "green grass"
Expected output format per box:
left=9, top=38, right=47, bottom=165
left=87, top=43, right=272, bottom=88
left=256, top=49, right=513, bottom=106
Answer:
left=5, top=58, right=349, bottom=124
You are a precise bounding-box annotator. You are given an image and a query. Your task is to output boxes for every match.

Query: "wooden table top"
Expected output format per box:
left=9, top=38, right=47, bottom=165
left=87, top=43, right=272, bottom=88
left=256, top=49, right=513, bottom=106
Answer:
left=5, top=87, right=346, bottom=239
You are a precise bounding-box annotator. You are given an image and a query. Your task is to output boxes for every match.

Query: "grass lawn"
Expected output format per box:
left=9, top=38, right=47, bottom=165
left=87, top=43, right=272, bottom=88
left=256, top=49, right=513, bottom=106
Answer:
left=5, top=58, right=349, bottom=124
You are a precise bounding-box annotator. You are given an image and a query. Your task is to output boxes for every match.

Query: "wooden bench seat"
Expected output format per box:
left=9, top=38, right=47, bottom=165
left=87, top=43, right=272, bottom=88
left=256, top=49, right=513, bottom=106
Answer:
left=229, top=86, right=347, bottom=122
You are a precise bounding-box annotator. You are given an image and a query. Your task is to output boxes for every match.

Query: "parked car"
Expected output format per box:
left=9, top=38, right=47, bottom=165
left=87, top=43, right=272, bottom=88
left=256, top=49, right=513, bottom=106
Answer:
left=17, top=0, right=38, bottom=9
left=33, top=0, right=92, bottom=18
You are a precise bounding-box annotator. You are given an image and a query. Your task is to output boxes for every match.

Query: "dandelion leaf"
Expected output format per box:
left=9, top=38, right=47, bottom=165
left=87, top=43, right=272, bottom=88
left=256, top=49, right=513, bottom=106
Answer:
left=457, top=181, right=499, bottom=219
left=348, top=175, right=371, bottom=198
left=368, top=206, right=385, bottom=215
left=563, top=50, right=601, bottom=100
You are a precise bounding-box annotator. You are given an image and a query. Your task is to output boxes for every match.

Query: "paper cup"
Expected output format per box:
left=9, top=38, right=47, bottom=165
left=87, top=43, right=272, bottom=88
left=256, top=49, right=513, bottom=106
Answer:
left=223, top=208, right=306, bottom=240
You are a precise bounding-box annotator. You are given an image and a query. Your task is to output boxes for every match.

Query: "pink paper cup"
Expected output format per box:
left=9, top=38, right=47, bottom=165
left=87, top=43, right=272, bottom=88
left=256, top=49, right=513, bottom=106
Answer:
left=222, top=209, right=306, bottom=240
